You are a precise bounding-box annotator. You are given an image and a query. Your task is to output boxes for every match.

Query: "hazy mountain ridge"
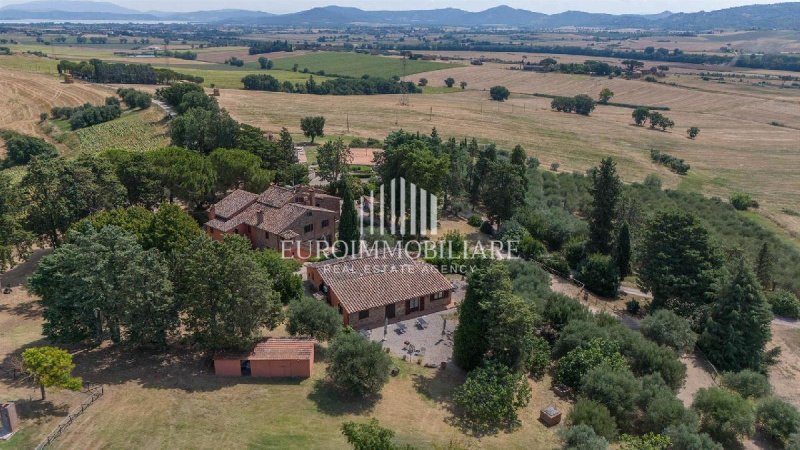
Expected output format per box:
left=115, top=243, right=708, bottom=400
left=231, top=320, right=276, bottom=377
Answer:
left=0, top=0, right=798, bottom=30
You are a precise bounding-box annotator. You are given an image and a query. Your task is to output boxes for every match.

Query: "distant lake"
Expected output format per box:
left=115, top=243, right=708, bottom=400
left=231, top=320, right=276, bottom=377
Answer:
left=0, top=19, right=188, bottom=24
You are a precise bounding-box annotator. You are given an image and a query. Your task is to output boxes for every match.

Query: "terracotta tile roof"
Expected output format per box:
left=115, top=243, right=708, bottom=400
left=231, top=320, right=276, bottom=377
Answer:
left=257, top=185, right=296, bottom=208
left=215, top=337, right=315, bottom=361
left=309, top=254, right=453, bottom=313
left=213, top=189, right=258, bottom=219
left=250, top=337, right=315, bottom=360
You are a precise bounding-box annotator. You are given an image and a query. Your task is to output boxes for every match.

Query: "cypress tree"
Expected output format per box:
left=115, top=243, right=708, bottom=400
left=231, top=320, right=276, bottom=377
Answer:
left=700, top=253, right=774, bottom=372
left=587, top=158, right=621, bottom=255
left=615, top=221, right=632, bottom=279
left=754, top=242, right=774, bottom=291
left=453, top=262, right=511, bottom=370
left=337, top=178, right=360, bottom=256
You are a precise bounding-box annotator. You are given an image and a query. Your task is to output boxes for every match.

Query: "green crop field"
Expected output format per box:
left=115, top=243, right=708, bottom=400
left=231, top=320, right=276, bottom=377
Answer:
left=55, top=107, right=170, bottom=156
left=152, top=65, right=332, bottom=89
left=268, top=52, right=455, bottom=78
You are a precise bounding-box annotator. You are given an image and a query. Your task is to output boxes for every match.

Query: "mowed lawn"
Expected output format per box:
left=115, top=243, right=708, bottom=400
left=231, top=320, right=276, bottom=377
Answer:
left=269, top=52, right=455, bottom=78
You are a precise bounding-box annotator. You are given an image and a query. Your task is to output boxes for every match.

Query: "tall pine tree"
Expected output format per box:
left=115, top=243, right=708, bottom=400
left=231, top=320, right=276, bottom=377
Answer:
left=754, top=242, right=774, bottom=291
left=700, top=253, right=775, bottom=372
left=587, top=158, right=621, bottom=255
left=615, top=221, right=632, bottom=279
left=337, top=178, right=360, bottom=255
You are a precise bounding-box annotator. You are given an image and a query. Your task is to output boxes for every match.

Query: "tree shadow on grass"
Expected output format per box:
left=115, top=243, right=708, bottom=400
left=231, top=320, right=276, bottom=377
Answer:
left=13, top=398, right=70, bottom=421
left=307, top=379, right=380, bottom=416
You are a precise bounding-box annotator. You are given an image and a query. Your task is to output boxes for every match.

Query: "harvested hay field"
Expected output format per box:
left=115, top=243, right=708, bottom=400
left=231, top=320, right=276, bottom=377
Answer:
left=0, top=64, right=112, bottom=141
left=219, top=68, right=800, bottom=236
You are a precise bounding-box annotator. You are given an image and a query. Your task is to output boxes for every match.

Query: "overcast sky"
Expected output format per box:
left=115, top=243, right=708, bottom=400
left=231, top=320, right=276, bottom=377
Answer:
left=0, top=0, right=784, bottom=14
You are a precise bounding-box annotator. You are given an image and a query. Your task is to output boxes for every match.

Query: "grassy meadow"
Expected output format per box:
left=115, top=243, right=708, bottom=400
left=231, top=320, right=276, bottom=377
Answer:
left=268, top=52, right=455, bottom=78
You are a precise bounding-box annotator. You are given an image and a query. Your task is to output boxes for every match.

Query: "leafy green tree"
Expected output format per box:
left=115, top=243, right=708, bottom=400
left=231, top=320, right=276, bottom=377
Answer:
left=554, top=338, right=628, bottom=389
left=632, top=107, right=650, bottom=126
left=560, top=424, right=608, bottom=450
left=2, top=132, right=58, bottom=166
left=692, top=387, right=755, bottom=446
left=729, top=192, right=756, bottom=211
left=444, top=77, right=455, bottom=88
left=252, top=249, right=303, bottom=304
left=257, top=56, right=273, bottom=69
left=209, top=148, right=273, bottom=193
left=640, top=309, right=697, bottom=354
left=0, top=173, right=33, bottom=271
left=573, top=94, right=596, bottom=115
left=338, top=177, right=360, bottom=255
left=579, top=253, right=620, bottom=297
left=23, top=155, right=126, bottom=247
left=21, top=347, right=82, bottom=400
left=529, top=336, right=551, bottom=380
left=460, top=81, right=467, bottom=89
left=453, top=263, right=512, bottom=370
left=767, top=290, right=800, bottom=319
left=144, top=204, right=203, bottom=255
left=29, top=225, right=176, bottom=348
left=287, top=297, right=341, bottom=341
left=489, top=85, right=510, bottom=101
left=453, top=361, right=531, bottom=431
left=102, top=149, right=166, bottom=208
left=637, top=211, right=720, bottom=318
left=580, top=364, right=641, bottom=430
left=622, top=59, right=644, bottom=73
left=316, top=138, right=351, bottom=185
left=300, top=116, right=325, bottom=143
left=700, top=254, right=774, bottom=372
left=619, top=433, right=671, bottom=450
left=510, top=144, right=526, bottom=167
left=169, top=106, right=238, bottom=153
left=568, top=398, right=618, bottom=441
left=327, top=331, right=391, bottom=397
left=278, top=127, right=295, bottom=160
left=663, top=424, right=722, bottom=450
left=687, top=127, right=700, bottom=139
left=481, top=160, right=526, bottom=228
left=148, top=147, right=216, bottom=207
left=486, top=292, right=539, bottom=371
left=341, top=419, right=396, bottom=450
left=637, top=375, right=699, bottom=434
left=756, top=396, right=800, bottom=447
left=754, top=242, right=774, bottom=290
left=721, top=370, right=772, bottom=399
left=615, top=221, right=632, bottom=278
left=599, top=88, right=614, bottom=104
left=174, top=235, right=281, bottom=351
left=587, top=157, right=621, bottom=254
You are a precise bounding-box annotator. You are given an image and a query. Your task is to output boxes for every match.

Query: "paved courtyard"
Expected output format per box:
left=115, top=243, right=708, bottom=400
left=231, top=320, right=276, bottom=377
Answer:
left=363, top=309, right=459, bottom=367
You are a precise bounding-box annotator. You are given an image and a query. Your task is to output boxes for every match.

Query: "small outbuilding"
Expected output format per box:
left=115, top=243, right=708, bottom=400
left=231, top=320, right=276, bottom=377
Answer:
left=213, top=337, right=315, bottom=378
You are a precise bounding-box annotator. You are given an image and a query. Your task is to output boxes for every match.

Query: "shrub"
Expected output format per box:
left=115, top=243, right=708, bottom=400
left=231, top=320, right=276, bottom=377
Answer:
left=560, top=424, right=608, bottom=450
left=519, top=234, right=546, bottom=260
left=2, top=132, right=58, bottom=166
left=489, top=85, right=510, bottom=101
left=580, top=364, right=641, bottom=430
left=626, top=300, right=641, bottom=315
left=640, top=309, right=697, bottom=353
left=568, top=398, right=619, bottom=441
left=663, top=424, right=722, bottom=450
left=687, top=127, right=700, bottom=139
left=554, top=338, right=628, bottom=389
left=720, top=370, right=772, bottom=399
left=286, top=297, right=341, bottom=341
left=756, top=396, right=800, bottom=446
left=453, top=361, right=531, bottom=431
left=479, top=220, right=494, bottom=235
left=619, top=433, right=671, bottom=450
left=528, top=336, right=550, bottom=380
left=579, top=253, right=620, bottom=297
left=573, top=94, right=596, bottom=115
left=639, top=382, right=699, bottom=434
left=467, top=214, right=482, bottom=227
left=341, top=419, right=395, bottom=450
left=327, top=331, right=391, bottom=397
left=542, top=294, right=589, bottom=331
left=650, top=150, right=690, bottom=175
left=692, top=387, right=755, bottom=446
left=767, top=290, right=800, bottom=319
left=730, top=192, right=757, bottom=210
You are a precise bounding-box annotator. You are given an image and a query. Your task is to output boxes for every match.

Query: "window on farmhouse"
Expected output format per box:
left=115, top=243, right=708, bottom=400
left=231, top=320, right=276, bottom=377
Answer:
left=410, top=297, right=420, bottom=312
left=304, top=224, right=314, bottom=233
left=358, top=310, right=369, bottom=319
left=433, top=291, right=445, bottom=300
left=322, top=219, right=330, bottom=227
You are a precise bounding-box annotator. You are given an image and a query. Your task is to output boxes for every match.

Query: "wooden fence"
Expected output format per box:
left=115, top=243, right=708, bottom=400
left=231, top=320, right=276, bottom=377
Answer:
left=34, top=384, right=104, bottom=450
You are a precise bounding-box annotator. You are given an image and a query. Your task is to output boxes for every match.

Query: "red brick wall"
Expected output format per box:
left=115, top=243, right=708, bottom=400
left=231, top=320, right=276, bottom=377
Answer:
left=213, top=358, right=241, bottom=377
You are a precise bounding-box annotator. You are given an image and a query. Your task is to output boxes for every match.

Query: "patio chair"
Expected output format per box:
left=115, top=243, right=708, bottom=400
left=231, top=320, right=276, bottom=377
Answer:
left=417, top=318, right=428, bottom=329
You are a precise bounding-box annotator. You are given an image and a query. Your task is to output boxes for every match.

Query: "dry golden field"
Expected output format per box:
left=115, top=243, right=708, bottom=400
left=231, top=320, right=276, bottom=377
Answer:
left=0, top=63, right=112, bottom=140
left=219, top=64, right=800, bottom=235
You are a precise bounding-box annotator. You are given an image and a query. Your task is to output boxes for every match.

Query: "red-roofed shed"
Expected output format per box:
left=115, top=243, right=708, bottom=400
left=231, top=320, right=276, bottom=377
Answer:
left=213, top=338, right=315, bottom=378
